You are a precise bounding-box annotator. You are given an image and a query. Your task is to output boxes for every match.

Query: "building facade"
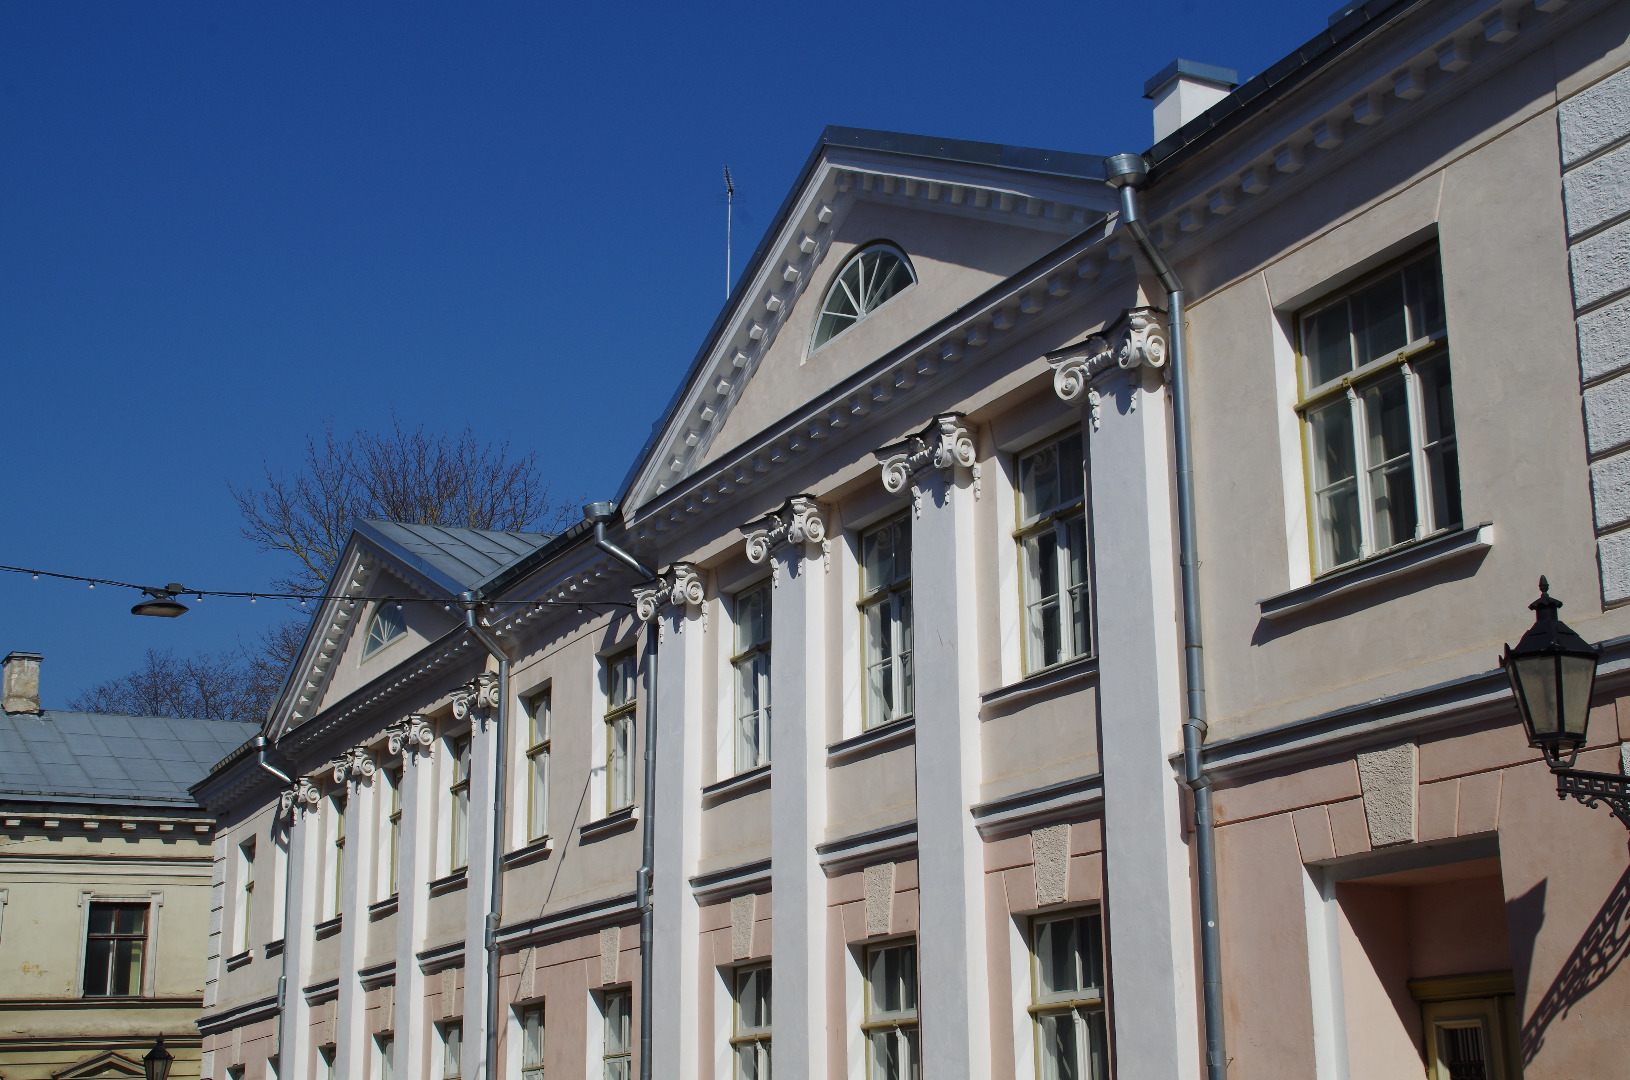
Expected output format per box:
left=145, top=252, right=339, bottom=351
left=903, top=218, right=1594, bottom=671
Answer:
left=0, top=651, right=259, bottom=1079
left=195, top=1, right=1630, bottom=1078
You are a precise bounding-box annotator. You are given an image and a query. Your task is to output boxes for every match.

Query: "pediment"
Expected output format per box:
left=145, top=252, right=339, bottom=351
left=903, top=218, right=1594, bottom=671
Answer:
left=624, top=128, right=1117, bottom=516
left=53, top=1050, right=145, bottom=1079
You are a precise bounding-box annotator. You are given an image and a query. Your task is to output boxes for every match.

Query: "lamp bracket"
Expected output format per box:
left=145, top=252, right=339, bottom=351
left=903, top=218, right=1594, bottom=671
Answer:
left=1557, top=768, right=1630, bottom=831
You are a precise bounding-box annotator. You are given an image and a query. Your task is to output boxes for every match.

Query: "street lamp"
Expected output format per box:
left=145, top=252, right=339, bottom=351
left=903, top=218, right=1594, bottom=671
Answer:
left=1500, top=577, right=1629, bottom=828
left=143, top=1035, right=174, bottom=1080
left=131, top=585, right=190, bottom=618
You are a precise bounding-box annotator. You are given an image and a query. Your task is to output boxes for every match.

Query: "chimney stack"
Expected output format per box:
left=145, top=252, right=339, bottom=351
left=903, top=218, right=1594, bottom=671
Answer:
left=3, top=652, right=42, bottom=715
left=1145, top=59, right=1238, bottom=144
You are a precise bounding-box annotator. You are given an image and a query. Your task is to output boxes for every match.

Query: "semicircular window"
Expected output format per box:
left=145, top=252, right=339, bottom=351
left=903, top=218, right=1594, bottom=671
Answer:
left=363, top=604, right=407, bottom=659
left=811, top=244, right=916, bottom=352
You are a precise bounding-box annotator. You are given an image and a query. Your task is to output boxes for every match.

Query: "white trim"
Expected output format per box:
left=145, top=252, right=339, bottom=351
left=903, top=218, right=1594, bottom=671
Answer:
left=1271, top=307, right=1313, bottom=590
left=1302, top=866, right=1350, bottom=1080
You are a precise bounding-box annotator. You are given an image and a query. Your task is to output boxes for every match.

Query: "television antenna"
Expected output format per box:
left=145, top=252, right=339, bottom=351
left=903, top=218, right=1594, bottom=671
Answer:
left=723, top=165, right=735, bottom=299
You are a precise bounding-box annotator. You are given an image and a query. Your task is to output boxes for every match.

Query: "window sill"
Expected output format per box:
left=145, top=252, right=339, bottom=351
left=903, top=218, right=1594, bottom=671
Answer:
left=980, top=655, right=1098, bottom=709
left=827, top=718, right=915, bottom=766
left=1257, top=522, right=1493, bottom=621
left=427, top=869, right=468, bottom=898
left=701, top=764, right=770, bottom=805
left=264, top=939, right=284, bottom=959
left=503, top=836, right=555, bottom=869
left=579, top=806, right=639, bottom=843
left=224, top=949, right=253, bottom=972
left=313, top=915, right=342, bottom=940
left=368, top=896, right=398, bottom=920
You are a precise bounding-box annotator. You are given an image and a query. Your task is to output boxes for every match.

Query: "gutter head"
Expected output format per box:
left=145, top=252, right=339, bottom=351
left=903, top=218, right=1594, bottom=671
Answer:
left=583, top=501, right=620, bottom=525
left=1103, top=153, right=1150, bottom=191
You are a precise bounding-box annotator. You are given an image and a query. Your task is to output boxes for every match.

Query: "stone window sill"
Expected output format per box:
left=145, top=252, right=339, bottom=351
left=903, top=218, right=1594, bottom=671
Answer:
left=503, top=836, right=555, bottom=869
left=427, top=869, right=468, bottom=898
left=579, top=806, right=640, bottom=842
left=828, top=719, right=914, bottom=766
left=1257, top=522, right=1493, bottom=621
left=701, top=764, right=770, bottom=805
left=368, top=896, right=398, bottom=920
left=313, top=915, right=342, bottom=940
left=264, top=939, right=285, bottom=959
left=980, top=655, right=1098, bottom=709
left=224, top=949, right=253, bottom=971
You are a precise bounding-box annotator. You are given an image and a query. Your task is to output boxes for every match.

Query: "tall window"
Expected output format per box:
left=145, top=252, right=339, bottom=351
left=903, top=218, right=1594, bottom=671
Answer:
left=1299, top=249, right=1459, bottom=573
left=732, top=965, right=771, bottom=1080
left=861, top=517, right=912, bottom=729
left=602, top=990, right=632, bottom=1080
left=732, top=584, right=772, bottom=774
left=330, top=793, right=347, bottom=918
left=376, top=1034, right=395, bottom=1080
left=1032, top=912, right=1108, bottom=1080
left=1018, top=431, right=1090, bottom=671
left=863, top=942, right=918, bottom=1080
left=365, top=603, right=407, bottom=658
left=527, top=691, right=551, bottom=841
left=605, top=653, right=637, bottom=812
left=812, top=243, right=916, bottom=351
left=236, top=837, right=256, bottom=954
left=520, top=1005, right=545, bottom=1080
left=439, top=1021, right=463, bottom=1080
left=82, top=902, right=147, bottom=996
left=449, top=734, right=471, bottom=871
left=385, top=763, right=402, bottom=898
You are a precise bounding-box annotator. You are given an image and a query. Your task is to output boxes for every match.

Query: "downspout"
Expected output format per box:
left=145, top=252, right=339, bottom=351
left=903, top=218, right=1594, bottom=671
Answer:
left=583, top=502, right=659, bottom=1080
left=253, top=736, right=294, bottom=1070
left=1104, top=152, right=1228, bottom=1080
left=461, top=592, right=511, bottom=1080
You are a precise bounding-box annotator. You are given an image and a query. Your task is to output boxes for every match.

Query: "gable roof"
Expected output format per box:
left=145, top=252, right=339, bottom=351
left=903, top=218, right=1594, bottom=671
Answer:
left=355, top=520, right=553, bottom=596
left=0, top=709, right=259, bottom=810
left=616, top=125, right=1115, bottom=515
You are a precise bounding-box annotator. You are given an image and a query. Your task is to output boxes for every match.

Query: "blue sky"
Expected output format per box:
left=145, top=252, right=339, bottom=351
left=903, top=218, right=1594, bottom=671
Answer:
left=1, top=1, right=1332, bottom=707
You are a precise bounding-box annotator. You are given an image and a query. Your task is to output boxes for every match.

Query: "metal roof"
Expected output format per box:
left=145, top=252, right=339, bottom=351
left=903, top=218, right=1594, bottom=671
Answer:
left=0, top=710, right=261, bottom=809
left=356, top=520, right=553, bottom=596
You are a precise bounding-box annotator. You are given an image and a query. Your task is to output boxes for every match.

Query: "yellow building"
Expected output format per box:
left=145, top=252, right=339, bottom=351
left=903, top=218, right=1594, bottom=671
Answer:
left=0, top=652, right=259, bottom=1079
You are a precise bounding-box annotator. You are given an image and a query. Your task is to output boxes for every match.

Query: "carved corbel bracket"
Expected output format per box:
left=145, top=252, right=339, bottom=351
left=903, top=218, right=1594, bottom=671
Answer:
left=278, top=777, right=321, bottom=818
left=452, top=672, right=501, bottom=730
left=742, top=494, right=830, bottom=577
left=632, top=563, right=707, bottom=632
left=1046, top=306, right=1169, bottom=430
left=385, top=714, right=435, bottom=759
left=874, top=413, right=981, bottom=517
left=328, top=745, right=378, bottom=786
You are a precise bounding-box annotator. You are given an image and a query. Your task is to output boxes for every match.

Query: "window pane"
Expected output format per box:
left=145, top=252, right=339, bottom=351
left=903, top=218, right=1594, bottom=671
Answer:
left=736, top=586, right=770, bottom=651
left=1063, top=515, right=1090, bottom=659
left=523, top=1007, right=545, bottom=1071
left=1038, top=1013, right=1080, bottom=1080
left=83, top=938, right=111, bottom=995
left=1405, top=255, right=1446, bottom=340
left=114, top=906, right=147, bottom=935
left=610, top=715, right=632, bottom=809
left=1364, top=374, right=1418, bottom=550
left=1057, top=433, right=1085, bottom=505
left=896, top=591, right=913, bottom=719
left=1020, top=441, right=1060, bottom=520
left=1352, top=273, right=1408, bottom=366
left=530, top=749, right=549, bottom=839
left=1308, top=400, right=1361, bottom=568
left=1437, top=1022, right=1490, bottom=1080
left=1417, top=358, right=1461, bottom=530
left=865, top=598, right=893, bottom=727
left=605, top=993, right=631, bottom=1053
left=1303, top=301, right=1353, bottom=387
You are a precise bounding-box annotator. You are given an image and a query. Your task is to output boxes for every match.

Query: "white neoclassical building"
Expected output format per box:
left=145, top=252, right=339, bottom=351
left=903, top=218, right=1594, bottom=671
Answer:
left=196, top=3, right=1630, bottom=1078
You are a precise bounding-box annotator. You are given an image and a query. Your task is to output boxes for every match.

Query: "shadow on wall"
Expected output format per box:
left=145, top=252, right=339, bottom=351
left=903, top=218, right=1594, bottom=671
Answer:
left=1520, top=866, right=1630, bottom=1065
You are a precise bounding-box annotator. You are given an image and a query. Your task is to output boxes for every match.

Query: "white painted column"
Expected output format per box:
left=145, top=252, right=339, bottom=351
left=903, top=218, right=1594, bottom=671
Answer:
left=463, top=677, right=500, bottom=1080
left=337, top=758, right=379, bottom=1079
left=1087, top=366, right=1200, bottom=1080
left=281, top=795, right=321, bottom=1079
left=762, top=510, right=829, bottom=1080
left=907, top=439, right=991, bottom=1080
left=651, top=578, right=707, bottom=1080
left=395, top=727, right=436, bottom=1080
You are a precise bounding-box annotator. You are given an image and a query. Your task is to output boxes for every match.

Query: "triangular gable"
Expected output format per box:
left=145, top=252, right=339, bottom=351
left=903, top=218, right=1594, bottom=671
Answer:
left=622, top=126, right=1118, bottom=516
left=53, top=1050, right=145, bottom=1078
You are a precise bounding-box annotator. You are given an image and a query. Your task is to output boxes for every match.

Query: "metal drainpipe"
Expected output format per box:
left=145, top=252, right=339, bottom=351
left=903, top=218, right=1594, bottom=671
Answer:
left=583, top=502, right=660, bottom=1080
left=461, top=593, right=512, bottom=1080
left=252, top=736, right=295, bottom=1070
left=1103, top=152, right=1228, bottom=1080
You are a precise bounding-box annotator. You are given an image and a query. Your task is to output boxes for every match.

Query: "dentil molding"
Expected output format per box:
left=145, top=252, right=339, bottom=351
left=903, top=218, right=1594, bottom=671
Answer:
left=1046, top=307, right=1168, bottom=430
left=874, top=413, right=981, bottom=517
left=742, top=494, right=830, bottom=576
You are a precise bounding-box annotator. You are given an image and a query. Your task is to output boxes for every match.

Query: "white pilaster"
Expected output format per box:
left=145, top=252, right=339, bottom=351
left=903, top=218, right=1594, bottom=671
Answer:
left=1087, top=366, right=1199, bottom=1080
left=396, top=733, right=435, bottom=1080
left=281, top=797, right=321, bottom=1078
left=337, top=756, right=378, bottom=1079
left=463, top=681, right=499, bottom=1080
left=651, top=580, right=707, bottom=1080
left=763, top=520, right=828, bottom=1080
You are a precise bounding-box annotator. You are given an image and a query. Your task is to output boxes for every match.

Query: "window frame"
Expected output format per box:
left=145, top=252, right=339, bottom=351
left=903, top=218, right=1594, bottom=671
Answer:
left=862, top=940, right=919, bottom=1080
left=526, top=689, right=552, bottom=842
left=858, top=515, right=913, bottom=731
left=363, top=602, right=408, bottom=659
left=81, top=900, right=150, bottom=998
left=376, top=1033, right=396, bottom=1080
left=1296, top=247, right=1459, bottom=575
left=519, top=1003, right=546, bottom=1080
left=330, top=791, right=347, bottom=919
left=601, top=988, right=633, bottom=1080
left=385, top=762, right=402, bottom=899
left=439, top=1020, right=463, bottom=1080
left=809, top=242, right=917, bottom=355
left=604, top=653, right=638, bottom=813
left=449, top=733, right=471, bottom=872
left=731, top=582, right=773, bottom=775
left=237, top=837, right=256, bottom=955
left=1014, top=430, right=1092, bottom=674
left=731, top=963, right=772, bottom=1080
left=1029, top=910, right=1109, bottom=1080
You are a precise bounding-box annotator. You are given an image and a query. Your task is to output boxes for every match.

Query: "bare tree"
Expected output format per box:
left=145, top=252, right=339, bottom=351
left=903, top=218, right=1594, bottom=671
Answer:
left=69, top=648, right=263, bottom=723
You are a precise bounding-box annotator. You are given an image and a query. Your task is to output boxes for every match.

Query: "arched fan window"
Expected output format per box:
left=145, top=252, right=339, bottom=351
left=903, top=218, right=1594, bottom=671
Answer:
left=811, top=243, right=916, bottom=352
left=364, top=603, right=407, bottom=659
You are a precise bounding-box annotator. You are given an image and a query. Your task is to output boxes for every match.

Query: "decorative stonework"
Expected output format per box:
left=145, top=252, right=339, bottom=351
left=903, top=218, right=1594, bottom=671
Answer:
left=452, top=672, right=501, bottom=730
left=1032, top=824, right=1070, bottom=906
left=385, top=714, right=435, bottom=758
left=1356, top=743, right=1418, bottom=847
left=730, top=894, right=756, bottom=960
left=632, top=563, right=707, bottom=623
left=1047, top=307, right=1169, bottom=430
left=328, top=746, right=377, bottom=786
left=863, top=862, right=896, bottom=936
left=278, top=777, right=320, bottom=818
left=742, top=494, right=830, bottom=575
left=874, top=413, right=981, bottom=517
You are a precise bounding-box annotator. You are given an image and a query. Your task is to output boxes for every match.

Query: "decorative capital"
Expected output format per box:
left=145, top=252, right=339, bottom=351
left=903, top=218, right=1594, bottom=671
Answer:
left=452, top=672, right=501, bottom=723
left=278, top=777, right=321, bottom=818
left=873, top=413, right=981, bottom=516
left=385, top=714, right=435, bottom=758
left=1046, top=306, right=1168, bottom=429
left=633, top=563, right=706, bottom=622
left=743, top=494, right=830, bottom=572
left=328, top=745, right=377, bottom=786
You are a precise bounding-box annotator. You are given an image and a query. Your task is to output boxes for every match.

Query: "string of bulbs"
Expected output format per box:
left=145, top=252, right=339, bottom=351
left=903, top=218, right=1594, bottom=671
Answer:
left=0, top=562, right=632, bottom=616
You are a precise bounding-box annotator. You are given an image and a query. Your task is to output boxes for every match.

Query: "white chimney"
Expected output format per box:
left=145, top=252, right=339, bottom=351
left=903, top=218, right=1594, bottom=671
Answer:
left=3, top=652, right=42, bottom=715
left=1145, top=59, right=1239, bottom=144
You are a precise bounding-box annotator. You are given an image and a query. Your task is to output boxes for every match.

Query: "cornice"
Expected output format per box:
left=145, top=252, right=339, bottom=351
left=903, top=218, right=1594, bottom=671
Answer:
left=271, top=547, right=382, bottom=737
